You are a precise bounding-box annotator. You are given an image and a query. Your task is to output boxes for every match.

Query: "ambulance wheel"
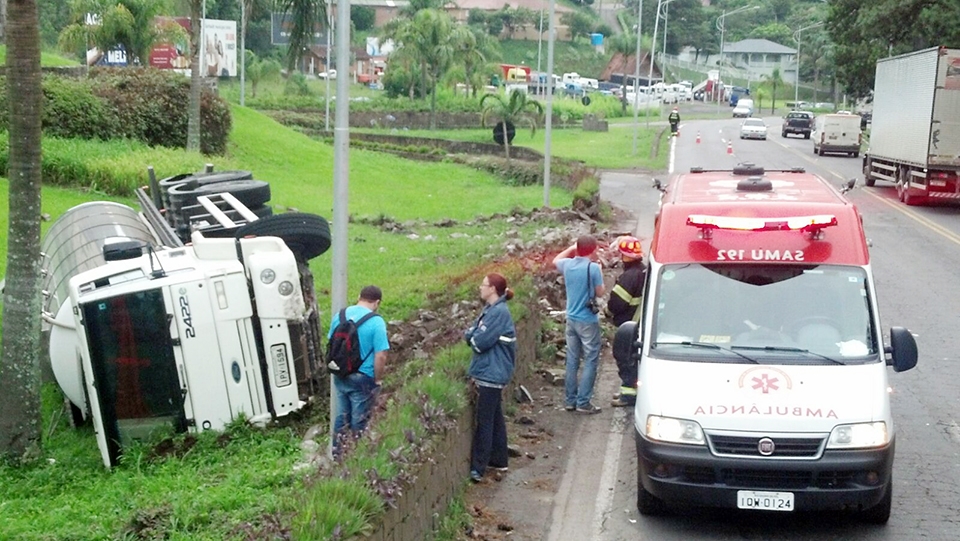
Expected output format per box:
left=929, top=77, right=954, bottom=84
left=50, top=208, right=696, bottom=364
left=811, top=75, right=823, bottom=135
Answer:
left=860, top=481, right=892, bottom=524
left=235, top=212, right=331, bottom=261
left=637, top=468, right=667, bottom=516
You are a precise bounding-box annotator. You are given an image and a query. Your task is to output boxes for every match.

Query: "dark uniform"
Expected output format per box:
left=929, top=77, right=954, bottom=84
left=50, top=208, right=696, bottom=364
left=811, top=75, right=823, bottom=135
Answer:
left=606, top=258, right=647, bottom=406
left=668, top=110, right=681, bottom=134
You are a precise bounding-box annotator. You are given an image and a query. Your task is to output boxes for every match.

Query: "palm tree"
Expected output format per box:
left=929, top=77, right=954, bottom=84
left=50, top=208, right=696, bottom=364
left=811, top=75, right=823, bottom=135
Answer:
left=186, top=0, right=201, bottom=152
left=388, top=9, right=458, bottom=129
left=245, top=50, right=282, bottom=98
left=608, top=33, right=635, bottom=114
left=480, top=90, right=544, bottom=160
left=275, top=0, right=327, bottom=73
left=1, top=0, right=43, bottom=462
left=454, top=25, right=499, bottom=98
left=58, top=0, right=186, bottom=65
left=763, top=67, right=786, bottom=114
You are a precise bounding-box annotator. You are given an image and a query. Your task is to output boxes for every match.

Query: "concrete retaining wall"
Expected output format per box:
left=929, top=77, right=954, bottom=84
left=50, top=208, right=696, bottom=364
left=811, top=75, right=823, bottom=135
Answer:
left=364, top=304, right=540, bottom=540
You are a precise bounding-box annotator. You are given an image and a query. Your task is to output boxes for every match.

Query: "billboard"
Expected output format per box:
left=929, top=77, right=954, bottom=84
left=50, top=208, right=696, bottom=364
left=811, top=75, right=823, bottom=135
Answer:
left=148, top=18, right=237, bottom=77
left=271, top=12, right=327, bottom=45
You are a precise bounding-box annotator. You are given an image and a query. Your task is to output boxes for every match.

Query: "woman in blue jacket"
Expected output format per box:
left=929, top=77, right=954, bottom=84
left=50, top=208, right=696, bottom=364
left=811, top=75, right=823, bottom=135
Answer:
left=465, top=273, right=517, bottom=483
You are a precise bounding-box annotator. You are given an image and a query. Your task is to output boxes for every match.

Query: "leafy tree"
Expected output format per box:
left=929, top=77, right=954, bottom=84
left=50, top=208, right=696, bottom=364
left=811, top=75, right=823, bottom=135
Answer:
left=352, top=6, right=375, bottom=32
left=387, top=9, right=458, bottom=128
left=399, top=0, right=455, bottom=18
left=38, top=0, right=73, bottom=47
left=561, top=12, right=593, bottom=43
left=454, top=25, right=499, bottom=98
left=608, top=33, right=635, bottom=114
left=827, top=0, right=960, bottom=98
left=1, top=0, right=43, bottom=463
left=245, top=49, right=282, bottom=97
left=58, top=0, right=187, bottom=65
left=480, top=90, right=544, bottom=161
left=748, top=22, right=792, bottom=46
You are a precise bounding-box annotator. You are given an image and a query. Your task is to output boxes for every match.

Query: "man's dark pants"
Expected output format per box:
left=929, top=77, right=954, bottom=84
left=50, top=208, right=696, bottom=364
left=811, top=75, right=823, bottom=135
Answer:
left=471, top=385, right=508, bottom=475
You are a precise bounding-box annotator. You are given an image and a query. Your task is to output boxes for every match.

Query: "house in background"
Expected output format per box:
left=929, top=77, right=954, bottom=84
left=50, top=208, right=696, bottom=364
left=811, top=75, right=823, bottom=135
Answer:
left=720, top=38, right=798, bottom=83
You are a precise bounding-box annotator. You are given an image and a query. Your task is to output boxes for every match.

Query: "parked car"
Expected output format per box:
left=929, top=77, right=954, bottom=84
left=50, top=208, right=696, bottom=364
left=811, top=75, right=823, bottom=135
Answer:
left=782, top=110, right=814, bottom=139
left=317, top=69, right=337, bottom=80
left=739, top=118, right=768, bottom=140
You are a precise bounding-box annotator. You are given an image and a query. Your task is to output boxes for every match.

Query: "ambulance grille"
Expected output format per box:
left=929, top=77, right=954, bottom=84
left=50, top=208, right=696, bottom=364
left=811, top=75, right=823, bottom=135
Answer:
left=709, top=435, right=825, bottom=458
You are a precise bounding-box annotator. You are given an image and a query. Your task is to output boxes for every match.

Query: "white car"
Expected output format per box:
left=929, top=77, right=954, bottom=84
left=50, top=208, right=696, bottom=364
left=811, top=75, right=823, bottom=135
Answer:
left=732, top=103, right=753, bottom=118
left=739, top=118, right=767, bottom=140
left=318, top=69, right=337, bottom=80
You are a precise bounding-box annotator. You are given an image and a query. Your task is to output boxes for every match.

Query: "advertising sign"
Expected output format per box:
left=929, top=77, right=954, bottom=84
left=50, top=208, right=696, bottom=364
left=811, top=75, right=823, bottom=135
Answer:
left=271, top=12, right=327, bottom=45
left=149, top=18, right=237, bottom=77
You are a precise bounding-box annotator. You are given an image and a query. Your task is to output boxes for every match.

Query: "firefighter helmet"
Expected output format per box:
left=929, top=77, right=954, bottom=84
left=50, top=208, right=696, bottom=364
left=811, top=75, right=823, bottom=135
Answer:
left=617, top=236, right=643, bottom=258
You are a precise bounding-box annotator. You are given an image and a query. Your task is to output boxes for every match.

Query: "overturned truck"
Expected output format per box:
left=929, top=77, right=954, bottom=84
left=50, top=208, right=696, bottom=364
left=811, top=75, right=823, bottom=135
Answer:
left=41, top=169, right=331, bottom=467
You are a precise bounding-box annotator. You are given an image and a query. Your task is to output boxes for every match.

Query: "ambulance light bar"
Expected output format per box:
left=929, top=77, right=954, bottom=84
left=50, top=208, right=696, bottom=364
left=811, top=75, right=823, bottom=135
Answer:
left=687, top=214, right=838, bottom=232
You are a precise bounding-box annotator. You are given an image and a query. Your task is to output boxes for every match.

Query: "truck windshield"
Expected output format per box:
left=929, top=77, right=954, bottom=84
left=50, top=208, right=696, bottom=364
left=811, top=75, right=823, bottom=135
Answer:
left=651, top=264, right=878, bottom=364
left=83, top=289, right=185, bottom=464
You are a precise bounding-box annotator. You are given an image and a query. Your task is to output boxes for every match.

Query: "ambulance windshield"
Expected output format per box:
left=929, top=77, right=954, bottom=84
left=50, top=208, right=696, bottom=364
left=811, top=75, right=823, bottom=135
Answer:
left=652, top=264, right=878, bottom=363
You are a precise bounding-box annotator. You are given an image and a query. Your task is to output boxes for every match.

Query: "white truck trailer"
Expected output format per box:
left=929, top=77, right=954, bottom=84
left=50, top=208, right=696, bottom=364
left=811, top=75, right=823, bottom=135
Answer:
left=41, top=169, right=331, bottom=467
left=862, top=46, right=960, bottom=205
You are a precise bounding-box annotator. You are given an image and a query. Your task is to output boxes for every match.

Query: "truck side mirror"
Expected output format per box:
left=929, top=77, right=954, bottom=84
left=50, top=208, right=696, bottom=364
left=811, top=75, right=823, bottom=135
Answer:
left=613, top=321, right=641, bottom=364
left=886, top=327, right=918, bottom=372
left=103, top=240, right=147, bottom=261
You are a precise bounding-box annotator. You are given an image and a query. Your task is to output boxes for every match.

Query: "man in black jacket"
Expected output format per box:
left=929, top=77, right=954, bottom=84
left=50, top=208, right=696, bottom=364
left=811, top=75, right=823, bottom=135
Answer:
left=668, top=107, right=681, bottom=135
left=606, top=236, right=647, bottom=407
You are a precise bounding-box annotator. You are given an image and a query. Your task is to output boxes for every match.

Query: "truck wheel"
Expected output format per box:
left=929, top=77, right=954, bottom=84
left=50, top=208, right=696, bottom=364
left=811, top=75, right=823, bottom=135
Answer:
left=781, top=131, right=787, bottom=138
left=818, top=146, right=825, bottom=156
left=235, top=212, right=332, bottom=261
left=187, top=170, right=254, bottom=185
left=860, top=481, right=892, bottom=524
left=804, top=133, right=810, bottom=140
left=864, top=176, right=876, bottom=187
left=637, top=471, right=667, bottom=516
left=168, top=179, right=271, bottom=209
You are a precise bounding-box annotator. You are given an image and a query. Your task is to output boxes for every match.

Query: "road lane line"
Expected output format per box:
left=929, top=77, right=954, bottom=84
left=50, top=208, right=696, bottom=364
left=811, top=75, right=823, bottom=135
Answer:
left=547, top=420, right=587, bottom=541
left=592, top=406, right=628, bottom=539
left=669, top=132, right=677, bottom=174
left=862, top=189, right=960, bottom=246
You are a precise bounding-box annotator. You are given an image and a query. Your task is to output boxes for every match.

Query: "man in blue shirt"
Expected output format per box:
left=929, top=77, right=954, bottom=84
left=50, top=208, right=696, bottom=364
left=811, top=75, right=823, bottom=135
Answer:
left=553, top=236, right=605, bottom=414
left=328, top=285, right=390, bottom=454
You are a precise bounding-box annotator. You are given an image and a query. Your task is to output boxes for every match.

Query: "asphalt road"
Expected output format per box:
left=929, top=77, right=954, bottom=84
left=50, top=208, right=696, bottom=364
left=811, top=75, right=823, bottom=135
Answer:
left=593, top=116, right=960, bottom=540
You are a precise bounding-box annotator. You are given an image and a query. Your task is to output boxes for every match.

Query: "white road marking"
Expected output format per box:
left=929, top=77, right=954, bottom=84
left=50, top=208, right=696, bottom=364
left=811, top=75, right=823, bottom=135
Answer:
left=592, top=406, right=629, bottom=539
left=669, top=131, right=677, bottom=173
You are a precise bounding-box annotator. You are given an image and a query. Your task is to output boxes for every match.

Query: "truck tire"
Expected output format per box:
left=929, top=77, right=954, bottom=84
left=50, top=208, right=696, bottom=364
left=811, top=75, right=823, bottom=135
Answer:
left=168, top=179, right=271, bottom=209
left=187, top=170, right=254, bottom=185
left=860, top=481, right=892, bottom=524
left=235, top=212, right=332, bottom=261
left=804, top=132, right=810, bottom=140
left=818, top=146, right=825, bottom=156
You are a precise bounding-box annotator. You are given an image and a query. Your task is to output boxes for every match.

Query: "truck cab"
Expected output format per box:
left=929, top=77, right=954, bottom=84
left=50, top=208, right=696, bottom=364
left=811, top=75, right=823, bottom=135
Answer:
left=614, top=165, right=917, bottom=523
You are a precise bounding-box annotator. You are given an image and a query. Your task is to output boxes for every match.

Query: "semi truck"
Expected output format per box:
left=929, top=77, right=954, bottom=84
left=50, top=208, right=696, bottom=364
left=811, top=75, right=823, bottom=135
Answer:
left=862, top=46, right=960, bottom=205
left=40, top=168, right=331, bottom=467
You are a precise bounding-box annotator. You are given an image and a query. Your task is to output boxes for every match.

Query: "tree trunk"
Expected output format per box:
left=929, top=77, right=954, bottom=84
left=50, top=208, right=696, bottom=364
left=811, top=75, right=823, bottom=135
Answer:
left=0, top=0, right=43, bottom=463
left=0, top=0, right=7, bottom=43
left=186, top=0, right=202, bottom=152
left=429, top=73, right=438, bottom=130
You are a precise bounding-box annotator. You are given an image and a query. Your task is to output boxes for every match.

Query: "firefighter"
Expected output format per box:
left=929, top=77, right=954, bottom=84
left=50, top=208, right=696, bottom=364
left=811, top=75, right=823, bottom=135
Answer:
left=606, top=236, right=647, bottom=407
left=668, top=107, right=681, bottom=136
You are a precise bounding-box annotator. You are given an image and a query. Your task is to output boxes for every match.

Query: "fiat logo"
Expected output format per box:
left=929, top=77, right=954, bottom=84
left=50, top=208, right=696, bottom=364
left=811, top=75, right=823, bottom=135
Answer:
left=758, top=437, right=775, bottom=456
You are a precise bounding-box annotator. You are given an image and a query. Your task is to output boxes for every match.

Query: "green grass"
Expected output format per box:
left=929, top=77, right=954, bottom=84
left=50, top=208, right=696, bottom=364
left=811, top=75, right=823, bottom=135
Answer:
left=354, top=125, right=669, bottom=170
left=0, top=45, right=80, bottom=67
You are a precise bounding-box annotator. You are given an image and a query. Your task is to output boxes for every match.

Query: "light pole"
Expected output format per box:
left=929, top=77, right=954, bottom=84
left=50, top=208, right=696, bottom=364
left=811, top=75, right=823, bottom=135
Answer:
left=793, top=22, right=824, bottom=108
left=631, top=0, right=642, bottom=155
left=715, top=5, right=759, bottom=116
left=543, top=0, right=557, bottom=206
left=646, top=0, right=674, bottom=127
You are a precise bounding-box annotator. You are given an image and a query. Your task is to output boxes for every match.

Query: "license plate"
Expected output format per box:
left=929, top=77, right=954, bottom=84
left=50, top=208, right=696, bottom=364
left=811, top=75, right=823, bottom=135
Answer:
left=737, top=490, right=794, bottom=511
left=270, top=344, right=292, bottom=387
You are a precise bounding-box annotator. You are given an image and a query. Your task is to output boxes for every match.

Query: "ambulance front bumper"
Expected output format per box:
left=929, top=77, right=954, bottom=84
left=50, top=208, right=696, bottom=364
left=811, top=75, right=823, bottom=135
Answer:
left=635, top=428, right=894, bottom=511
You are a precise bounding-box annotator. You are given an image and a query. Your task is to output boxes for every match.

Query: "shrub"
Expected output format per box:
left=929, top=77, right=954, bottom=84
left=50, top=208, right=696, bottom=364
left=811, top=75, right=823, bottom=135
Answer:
left=86, top=67, right=232, bottom=155
left=0, top=75, right=120, bottom=139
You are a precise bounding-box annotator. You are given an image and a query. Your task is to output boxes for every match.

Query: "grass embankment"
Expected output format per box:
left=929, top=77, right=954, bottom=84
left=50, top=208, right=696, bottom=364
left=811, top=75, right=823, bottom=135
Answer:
left=0, top=106, right=576, bottom=539
left=0, top=45, right=80, bottom=67
left=354, top=125, right=668, bottom=170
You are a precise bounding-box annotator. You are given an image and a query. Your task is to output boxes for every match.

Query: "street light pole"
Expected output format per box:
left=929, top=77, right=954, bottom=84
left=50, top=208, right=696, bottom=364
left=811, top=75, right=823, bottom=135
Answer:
left=715, top=5, right=758, bottom=116
left=631, top=0, right=642, bottom=155
left=793, top=22, right=824, bottom=108
left=662, top=2, right=669, bottom=66
left=543, top=0, right=557, bottom=206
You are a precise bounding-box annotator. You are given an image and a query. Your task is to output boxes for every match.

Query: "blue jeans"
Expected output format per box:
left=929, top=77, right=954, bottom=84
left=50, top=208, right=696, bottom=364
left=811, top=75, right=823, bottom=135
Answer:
left=564, top=320, right=601, bottom=408
left=333, top=372, right=379, bottom=452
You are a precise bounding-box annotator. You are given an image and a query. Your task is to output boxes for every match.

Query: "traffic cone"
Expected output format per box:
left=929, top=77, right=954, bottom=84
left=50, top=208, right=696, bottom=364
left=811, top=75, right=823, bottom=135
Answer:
left=726, top=142, right=733, bottom=154
left=696, top=132, right=701, bottom=144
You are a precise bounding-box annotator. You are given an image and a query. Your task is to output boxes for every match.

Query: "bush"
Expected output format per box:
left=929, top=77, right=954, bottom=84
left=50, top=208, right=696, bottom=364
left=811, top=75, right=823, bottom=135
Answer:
left=0, top=75, right=120, bottom=140
left=88, top=67, right=231, bottom=155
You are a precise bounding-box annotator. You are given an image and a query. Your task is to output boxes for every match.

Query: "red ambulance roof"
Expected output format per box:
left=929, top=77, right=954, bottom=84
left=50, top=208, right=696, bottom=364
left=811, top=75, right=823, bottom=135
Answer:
left=651, top=169, right=869, bottom=266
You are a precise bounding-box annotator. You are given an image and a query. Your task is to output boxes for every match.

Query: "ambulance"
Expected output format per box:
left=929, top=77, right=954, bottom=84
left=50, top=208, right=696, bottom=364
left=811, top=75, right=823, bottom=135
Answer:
left=613, top=164, right=918, bottom=523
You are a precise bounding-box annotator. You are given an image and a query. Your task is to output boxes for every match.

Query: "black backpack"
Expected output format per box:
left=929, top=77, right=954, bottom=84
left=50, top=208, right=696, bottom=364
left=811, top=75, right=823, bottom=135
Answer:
left=326, top=308, right=382, bottom=377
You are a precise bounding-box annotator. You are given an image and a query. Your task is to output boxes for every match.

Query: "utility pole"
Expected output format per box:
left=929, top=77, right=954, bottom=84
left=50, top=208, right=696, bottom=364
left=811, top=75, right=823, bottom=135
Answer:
left=543, top=0, right=557, bottom=207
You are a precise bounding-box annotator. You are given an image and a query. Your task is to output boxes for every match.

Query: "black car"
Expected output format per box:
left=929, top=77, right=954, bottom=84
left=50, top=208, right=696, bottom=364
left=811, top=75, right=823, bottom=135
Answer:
left=782, top=111, right=814, bottom=139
